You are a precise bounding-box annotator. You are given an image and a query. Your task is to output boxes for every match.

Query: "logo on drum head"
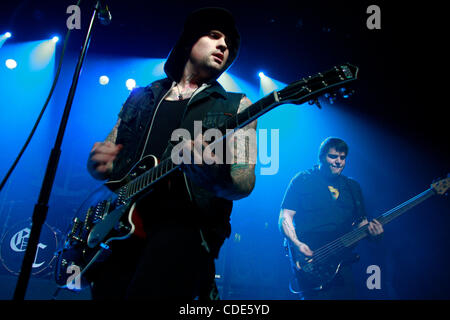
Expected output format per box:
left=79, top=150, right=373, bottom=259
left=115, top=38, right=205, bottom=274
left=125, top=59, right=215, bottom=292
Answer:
left=0, top=220, right=58, bottom=276
left=9, top=227, right=48, bottom=268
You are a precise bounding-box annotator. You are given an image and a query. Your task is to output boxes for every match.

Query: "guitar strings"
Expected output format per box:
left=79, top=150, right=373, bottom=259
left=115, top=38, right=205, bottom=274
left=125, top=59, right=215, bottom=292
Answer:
left=308, top=216, right=391, bottom=266
left=302, top=225, right=369, bottom=267
left=299, top=189, right=434, bottom=267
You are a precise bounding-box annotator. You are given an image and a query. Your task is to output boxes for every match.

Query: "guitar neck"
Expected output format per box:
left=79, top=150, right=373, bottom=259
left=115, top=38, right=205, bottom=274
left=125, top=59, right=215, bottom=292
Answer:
left=340, top=188, right=436, bottom=247
left=221, top=93, right=279, bottom=132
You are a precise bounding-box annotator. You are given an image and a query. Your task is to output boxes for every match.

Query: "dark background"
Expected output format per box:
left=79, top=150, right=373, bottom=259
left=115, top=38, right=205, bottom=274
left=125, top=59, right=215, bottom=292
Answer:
left=0, top=0, right=448, bottom=300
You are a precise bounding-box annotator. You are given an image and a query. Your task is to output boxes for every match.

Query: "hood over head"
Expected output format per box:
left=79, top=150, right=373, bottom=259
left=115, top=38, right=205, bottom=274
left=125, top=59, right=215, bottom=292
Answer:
left=164, top=7, right=241, bottom=83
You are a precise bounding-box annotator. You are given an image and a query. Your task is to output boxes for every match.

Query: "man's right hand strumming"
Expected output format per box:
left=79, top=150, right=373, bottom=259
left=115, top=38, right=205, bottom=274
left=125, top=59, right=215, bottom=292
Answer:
left=279, top=208, right=314, bottom=268
left=87, top=141, right=122, bottom=180
left=297, top=242, right=313, bottom=257
left=294, top=242, right=314, bottom=270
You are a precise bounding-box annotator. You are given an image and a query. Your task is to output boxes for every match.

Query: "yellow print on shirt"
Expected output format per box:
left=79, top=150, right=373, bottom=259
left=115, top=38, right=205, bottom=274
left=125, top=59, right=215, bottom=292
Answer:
left=328, top=186, right=339, bottom=200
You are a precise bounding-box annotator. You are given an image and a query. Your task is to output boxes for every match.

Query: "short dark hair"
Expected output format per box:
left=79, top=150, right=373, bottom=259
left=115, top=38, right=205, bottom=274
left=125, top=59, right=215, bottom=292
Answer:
left=318, top=137, right=349, bottom=164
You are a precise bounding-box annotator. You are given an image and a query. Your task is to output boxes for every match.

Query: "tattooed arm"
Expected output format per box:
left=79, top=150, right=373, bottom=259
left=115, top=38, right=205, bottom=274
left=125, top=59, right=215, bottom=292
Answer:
left=183, top=95, right=257, bottom=200
left=278, top=208, right=313, bottom=258
left=87, top=118, right=123, bottom=180
left=226, top=95, right=257, bottom=199
left=208, top=95, right=257, bottom=200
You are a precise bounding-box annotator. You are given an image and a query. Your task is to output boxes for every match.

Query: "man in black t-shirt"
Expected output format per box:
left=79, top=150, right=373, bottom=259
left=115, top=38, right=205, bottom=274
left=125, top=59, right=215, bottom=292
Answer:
left=279, top=137, right=383, bottom=299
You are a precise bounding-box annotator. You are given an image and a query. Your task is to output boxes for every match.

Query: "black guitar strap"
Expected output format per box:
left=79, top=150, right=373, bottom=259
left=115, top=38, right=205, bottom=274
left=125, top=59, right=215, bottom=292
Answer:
left=344, top=177, right=367, bottom=225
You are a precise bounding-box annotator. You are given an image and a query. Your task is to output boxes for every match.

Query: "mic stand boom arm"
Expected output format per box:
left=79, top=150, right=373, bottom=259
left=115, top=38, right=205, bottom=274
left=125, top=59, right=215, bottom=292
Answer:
left=13, top=1, right=106, bottom=300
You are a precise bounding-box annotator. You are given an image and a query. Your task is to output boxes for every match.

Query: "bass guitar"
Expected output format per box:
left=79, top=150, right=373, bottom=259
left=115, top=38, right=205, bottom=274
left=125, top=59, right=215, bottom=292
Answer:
left=287, top=176, right=449, bottom=295
left=54, top=63, right=359, bottom=290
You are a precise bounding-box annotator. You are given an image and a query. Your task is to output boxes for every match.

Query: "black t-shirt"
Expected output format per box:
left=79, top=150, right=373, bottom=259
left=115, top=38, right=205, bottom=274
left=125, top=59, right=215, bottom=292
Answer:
left=143, top=98, right=189, bottom=160
left=136, top=98, right=196, bottom=229
left=281, top=167, right=367, bottom=249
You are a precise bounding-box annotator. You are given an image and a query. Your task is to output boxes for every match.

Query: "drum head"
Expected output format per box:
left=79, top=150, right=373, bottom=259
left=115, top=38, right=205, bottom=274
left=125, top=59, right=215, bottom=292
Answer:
left=0, top=219, right=58, bottom=276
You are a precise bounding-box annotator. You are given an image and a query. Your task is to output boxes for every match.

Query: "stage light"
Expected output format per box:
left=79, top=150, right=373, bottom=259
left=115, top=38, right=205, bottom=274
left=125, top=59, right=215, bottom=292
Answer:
left=52, top=36, right=59, bottom=43
left=5, top=59, right=17, bottom=69
left=29, top=39, right=57, bottom=70
left=126, top=78, right=136, bottom=90
left=258, top=72, right=265, bottom=78
left=99, top=75, right=109, bottom=85
left=1, top=32, right=12, bottom=48
left=217, top=72, right=242, bottom=92
left=259, top=73, right=286, bottom=96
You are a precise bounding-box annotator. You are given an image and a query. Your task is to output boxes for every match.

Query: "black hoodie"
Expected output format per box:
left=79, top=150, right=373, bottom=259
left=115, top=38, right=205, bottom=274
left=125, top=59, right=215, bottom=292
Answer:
left=163, top=7, right=241, bottom=83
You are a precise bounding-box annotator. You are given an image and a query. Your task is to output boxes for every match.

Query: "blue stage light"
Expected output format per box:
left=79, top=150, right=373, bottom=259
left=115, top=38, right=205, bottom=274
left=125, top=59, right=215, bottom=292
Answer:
left=52, top=36, right=59, bottom=43
left=258, top=72, right=265, bottom=78
left=4, top=32, right=12, bottom=38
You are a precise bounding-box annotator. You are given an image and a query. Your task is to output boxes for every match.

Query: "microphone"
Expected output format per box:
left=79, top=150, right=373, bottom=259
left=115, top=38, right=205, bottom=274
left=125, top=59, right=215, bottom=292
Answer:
left=97, top=1, right=112, bottom=25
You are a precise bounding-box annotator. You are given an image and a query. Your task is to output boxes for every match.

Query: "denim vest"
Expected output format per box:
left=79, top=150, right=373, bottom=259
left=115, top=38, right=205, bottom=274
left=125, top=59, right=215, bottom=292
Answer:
left=110, top=78, right=243, bottom=257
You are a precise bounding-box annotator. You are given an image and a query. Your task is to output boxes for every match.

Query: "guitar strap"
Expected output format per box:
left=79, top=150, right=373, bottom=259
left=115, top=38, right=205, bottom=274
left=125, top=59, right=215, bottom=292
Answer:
left=152, top=90, right=244, bottom=259
left=344, top=177, right=367, bottom=225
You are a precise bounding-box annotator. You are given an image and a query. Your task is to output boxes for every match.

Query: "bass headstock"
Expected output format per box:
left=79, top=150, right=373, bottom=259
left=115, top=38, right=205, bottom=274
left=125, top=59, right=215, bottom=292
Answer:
left=431, top=175, right=450, bottom=196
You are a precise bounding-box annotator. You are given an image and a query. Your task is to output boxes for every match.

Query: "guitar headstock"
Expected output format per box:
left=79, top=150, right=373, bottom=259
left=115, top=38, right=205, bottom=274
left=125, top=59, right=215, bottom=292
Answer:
left=276, top=63, right=359, bottom=106
left=431, top=175, right=450, bottom=195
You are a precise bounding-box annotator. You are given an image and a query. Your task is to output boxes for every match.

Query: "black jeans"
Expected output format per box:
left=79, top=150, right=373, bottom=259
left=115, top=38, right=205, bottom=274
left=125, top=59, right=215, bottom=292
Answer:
left=89, top=222, right=217, bottom=300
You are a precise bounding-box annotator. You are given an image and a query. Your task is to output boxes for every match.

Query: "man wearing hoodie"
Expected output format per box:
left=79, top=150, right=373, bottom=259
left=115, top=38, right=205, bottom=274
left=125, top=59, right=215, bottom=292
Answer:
left=86, top=7, right=257, bottom=300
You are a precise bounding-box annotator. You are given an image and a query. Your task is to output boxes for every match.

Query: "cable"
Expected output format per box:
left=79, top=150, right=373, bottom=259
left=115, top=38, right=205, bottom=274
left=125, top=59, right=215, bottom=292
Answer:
left=0, top=0, right=82, bottom=193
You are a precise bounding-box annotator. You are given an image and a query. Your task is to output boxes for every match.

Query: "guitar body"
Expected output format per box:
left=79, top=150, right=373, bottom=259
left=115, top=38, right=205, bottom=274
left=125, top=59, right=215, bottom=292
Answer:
left=293, top=260, right=343, bottom=293
left=287, top=241, right=345, bottom=294
left=54, top=155, right=158, bottom=290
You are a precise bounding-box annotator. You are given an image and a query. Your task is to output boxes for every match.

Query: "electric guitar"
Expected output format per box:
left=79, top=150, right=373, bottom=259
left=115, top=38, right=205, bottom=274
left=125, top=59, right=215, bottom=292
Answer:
left=287, top=176, right=449, bottom=295
left=54, top=63, right=359, bottom=290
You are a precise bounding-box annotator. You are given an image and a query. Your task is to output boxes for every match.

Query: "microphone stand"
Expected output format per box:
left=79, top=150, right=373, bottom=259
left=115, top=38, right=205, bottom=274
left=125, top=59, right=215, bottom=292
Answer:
left=13, top=1, right=106, bottom=300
